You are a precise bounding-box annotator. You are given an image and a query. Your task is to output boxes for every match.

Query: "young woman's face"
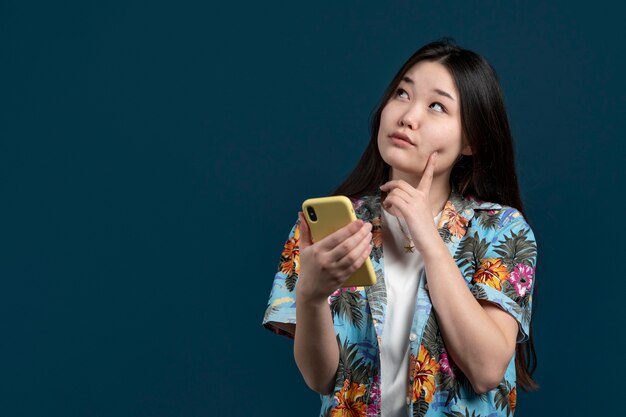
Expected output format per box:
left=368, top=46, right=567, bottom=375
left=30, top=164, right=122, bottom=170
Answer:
left=377, top=60, right=471, bottom=180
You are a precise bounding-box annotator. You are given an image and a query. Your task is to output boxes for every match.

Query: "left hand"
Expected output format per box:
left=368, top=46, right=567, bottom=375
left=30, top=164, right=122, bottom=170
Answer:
left=379, top=151, right=440, bottom=252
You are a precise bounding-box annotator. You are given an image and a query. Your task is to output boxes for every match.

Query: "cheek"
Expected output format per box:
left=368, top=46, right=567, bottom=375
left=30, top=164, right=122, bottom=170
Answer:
left=379, top=107, right=392, bottom=129
left=429, top=130, right=463, bottom=168
left=376, top=132, right=389, bottom=162
left=377, top=110, right=393, bottom=150
left=432, top=126, right=463, bottom=152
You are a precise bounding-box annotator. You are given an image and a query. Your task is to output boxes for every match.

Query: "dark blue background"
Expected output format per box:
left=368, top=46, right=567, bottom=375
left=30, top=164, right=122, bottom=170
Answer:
left=2, top=1, right=624, bottom=416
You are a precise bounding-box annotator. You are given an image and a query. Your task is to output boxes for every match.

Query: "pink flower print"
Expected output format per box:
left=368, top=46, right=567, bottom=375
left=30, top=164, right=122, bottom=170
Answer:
left=327, top=287, right=358, bottom=305
left=509, top=264, right=534, bottom=296
left=367, top=374, right=381, bottom=415
left=439, top=349, right=455, bottom=378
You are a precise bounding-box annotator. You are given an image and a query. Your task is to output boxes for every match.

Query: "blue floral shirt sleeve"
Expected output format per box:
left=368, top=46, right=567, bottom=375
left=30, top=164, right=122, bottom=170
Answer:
left=462, top=209, right=538, bottom=343
left=262, top=219, right=300, bottom=339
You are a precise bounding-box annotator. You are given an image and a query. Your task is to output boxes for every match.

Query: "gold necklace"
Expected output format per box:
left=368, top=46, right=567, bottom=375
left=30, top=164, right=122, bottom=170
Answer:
left=395, top=217, right=415, bottom=253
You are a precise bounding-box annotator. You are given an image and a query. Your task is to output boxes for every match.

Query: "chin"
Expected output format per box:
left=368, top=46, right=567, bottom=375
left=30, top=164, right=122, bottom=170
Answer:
left=380, top=153, right=421, bottom=173
left=386, top=162, right=423, bottom=178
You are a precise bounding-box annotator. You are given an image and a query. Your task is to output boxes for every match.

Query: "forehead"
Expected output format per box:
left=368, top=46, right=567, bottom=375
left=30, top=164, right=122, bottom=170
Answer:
left=401, top=61, right=457, bottom=94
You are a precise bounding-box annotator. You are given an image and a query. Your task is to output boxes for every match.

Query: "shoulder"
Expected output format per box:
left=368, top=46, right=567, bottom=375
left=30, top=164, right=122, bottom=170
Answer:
left=463, top=195, right=531, bottom=233
left=461, top=198, right=538, bottom=267
left=440, top=191, right=529, bottom=242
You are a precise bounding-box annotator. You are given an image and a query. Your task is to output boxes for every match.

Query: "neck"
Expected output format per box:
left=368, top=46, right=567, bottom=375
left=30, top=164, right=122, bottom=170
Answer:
left=390, top=168, right=451, bottom=216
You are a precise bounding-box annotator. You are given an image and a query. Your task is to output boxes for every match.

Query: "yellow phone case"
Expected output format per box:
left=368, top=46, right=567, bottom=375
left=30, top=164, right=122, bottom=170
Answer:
left=302, top=196, right=377, bottom=287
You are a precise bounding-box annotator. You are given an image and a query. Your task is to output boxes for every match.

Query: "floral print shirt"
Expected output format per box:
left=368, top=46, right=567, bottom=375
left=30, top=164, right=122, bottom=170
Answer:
left=263, top=188, right=537, bottom=417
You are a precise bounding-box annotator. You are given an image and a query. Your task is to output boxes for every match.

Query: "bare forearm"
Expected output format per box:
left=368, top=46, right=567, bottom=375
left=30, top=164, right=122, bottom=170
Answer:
left=294, top=297, right=339, bottom=395
left=421, top=231, right=514, bottom=392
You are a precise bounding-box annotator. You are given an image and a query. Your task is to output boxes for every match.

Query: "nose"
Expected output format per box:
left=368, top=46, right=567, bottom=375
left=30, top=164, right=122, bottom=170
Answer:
left=399, top=106, right=421, bottom=130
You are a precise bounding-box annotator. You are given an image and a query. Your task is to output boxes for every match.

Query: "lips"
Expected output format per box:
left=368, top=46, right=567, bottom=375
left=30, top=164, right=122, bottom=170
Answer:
left=389, top=132, right=414, bottom=145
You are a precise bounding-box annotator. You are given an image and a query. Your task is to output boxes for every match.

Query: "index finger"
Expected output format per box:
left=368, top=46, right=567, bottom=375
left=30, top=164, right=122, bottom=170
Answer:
left=298, top=212, right=313, bottom=250
left=417, top=151, right=438, bottom=192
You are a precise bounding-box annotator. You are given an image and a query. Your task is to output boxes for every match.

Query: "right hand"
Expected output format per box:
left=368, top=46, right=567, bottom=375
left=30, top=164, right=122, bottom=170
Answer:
left=296, top=212, right=373, bottom=304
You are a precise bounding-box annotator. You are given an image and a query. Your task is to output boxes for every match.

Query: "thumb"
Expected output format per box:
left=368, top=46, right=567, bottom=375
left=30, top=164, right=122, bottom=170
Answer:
left=298, top=212, right=313, bottom=249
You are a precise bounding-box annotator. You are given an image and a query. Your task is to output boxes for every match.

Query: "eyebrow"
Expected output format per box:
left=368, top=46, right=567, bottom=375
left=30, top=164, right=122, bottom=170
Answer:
left=401, top=76, right=456, bottom=101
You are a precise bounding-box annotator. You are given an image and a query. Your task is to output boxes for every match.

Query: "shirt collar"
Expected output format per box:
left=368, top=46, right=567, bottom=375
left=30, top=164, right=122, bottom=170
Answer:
left=445, top=187, right=503, bottom=226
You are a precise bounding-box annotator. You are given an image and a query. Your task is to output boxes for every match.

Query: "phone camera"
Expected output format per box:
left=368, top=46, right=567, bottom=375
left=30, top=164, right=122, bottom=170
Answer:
left=306, top=206, right=317, bottom=222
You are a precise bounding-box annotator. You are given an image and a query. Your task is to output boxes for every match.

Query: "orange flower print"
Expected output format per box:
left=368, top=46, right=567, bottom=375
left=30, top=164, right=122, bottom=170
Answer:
left=282, top=224, right=300, bottom=257
left=279, top=257, right=294, bottom=275
left=281, top=238, right=296, bottom=261
left=280, top=224, right=300, bottom=275
left=371, top=217, right=383, bottom=249
left=410, top=345, right=439, bottom=404
left=332, top=380, right=367, bottom=417
left=472, top=258, right=509, bottom=291
left=508, top=386, right=517, bottom=414
left=439, top=203, right=468, bottom=239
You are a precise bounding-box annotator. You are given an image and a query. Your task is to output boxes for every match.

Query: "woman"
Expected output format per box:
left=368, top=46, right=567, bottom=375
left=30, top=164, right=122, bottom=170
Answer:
left=263, top=39, right=538, bottom=417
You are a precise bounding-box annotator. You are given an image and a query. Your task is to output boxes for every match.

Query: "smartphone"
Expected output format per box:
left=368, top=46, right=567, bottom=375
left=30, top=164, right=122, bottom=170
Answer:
left=301, top=196, right=376, bottom=287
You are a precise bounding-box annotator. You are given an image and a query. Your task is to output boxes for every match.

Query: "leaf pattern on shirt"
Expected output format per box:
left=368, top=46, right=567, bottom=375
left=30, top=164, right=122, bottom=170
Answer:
left=422, top=313, right=443, bottom=362
left=330, top=289, right=365, bottom=330
left=476, top=209, right=501, bottom=230
left=438, top=226, right=452, bottom=243
left=443, top=409, right=483, bottom=417
left=336, top=336, right=375, bottom=393
left=364, top=268, right=386, bottom=323
left=493, top=226, right=537, bottom=271
left=494, top=380, right=515, bottom=416
left=455, top=231, right=489, bottom=280
left=412, top=394, right=429, bottom=417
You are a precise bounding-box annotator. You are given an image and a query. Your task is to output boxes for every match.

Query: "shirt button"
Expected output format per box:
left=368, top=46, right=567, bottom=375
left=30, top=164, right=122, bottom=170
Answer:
left=406, top=396, right=411, bottom=405
left=409, top=333, right=417, bottom=342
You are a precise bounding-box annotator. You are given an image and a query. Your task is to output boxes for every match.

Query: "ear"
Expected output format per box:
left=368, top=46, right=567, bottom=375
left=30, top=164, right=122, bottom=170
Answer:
left=461, top=144, right=473, bottom=156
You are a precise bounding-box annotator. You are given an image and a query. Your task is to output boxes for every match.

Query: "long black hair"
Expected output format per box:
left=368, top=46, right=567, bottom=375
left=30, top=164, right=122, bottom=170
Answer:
left=333, top=39, right=538, bottom=391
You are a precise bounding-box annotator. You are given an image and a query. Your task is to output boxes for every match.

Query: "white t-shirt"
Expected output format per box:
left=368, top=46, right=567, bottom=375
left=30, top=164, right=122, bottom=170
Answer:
left=380, top=208, right=443, bottom=417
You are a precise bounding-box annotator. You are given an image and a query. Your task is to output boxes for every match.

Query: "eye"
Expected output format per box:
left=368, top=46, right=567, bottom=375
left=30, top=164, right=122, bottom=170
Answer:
left=395, top=88, right=409, bottom=99
left=430, top=102, right=446, bottom=113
